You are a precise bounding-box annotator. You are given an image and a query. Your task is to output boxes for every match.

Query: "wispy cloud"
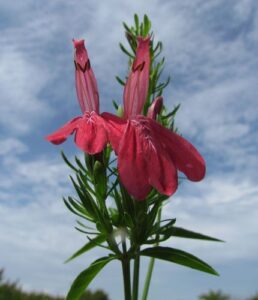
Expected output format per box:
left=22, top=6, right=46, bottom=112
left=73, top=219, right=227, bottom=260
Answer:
left=165, top=175, right=258, bottom=262
left=0, top=1, right=257, bottom=299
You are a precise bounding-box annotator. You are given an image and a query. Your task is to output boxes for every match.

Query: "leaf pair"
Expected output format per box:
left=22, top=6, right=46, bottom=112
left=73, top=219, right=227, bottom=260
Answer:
left=67, top=245, right=219, bottom=300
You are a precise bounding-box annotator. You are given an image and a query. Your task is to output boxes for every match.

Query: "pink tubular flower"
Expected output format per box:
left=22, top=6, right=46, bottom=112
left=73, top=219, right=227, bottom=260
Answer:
left=103, top=36, right=206, bottom=200
left=123, top=36, right=150, bottom=119
left=46, top=40, right=108, bottom=154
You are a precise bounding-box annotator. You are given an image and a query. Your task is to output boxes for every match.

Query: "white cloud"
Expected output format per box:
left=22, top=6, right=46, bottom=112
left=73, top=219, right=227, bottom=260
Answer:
left=164, top=175, right=258, bottom=263
left=0, top=44, right=51, bottom=135
left=0, top=1, right=258, bottom=299
left=0, top=138, right=28, bottom=155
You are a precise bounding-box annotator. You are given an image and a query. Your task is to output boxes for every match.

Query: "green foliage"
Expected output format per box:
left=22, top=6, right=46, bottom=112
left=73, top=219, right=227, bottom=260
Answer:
left=67, top=257, right=115, bottom=300
left=79, top=290, right=109, bottom=300
left=141, top=247, right=218, bottom=276
left=199, top=290, right=231, bottom=300
left=65, top=235, right=106, bottom=263
left=0, top=269, right=108, bottom=300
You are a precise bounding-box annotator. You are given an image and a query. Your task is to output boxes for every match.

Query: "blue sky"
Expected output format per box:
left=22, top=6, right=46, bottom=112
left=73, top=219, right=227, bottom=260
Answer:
left=0, top=1, right=258, bottom=299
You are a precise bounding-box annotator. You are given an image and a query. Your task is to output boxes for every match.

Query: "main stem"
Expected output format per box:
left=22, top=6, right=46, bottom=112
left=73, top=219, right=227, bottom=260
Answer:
left=132, top=247, right=140, bottom=300
left=122, top=239, right=131, bottom=300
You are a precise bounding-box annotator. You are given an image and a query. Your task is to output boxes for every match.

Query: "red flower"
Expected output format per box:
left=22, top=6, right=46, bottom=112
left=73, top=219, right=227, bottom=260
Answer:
left=103, top=37, right=206, bottom=200
left=46, top=40, right=108, bottom=154
left=47, top=36, right=205, bottom=201
left=123, top=37, right=151, bottom=119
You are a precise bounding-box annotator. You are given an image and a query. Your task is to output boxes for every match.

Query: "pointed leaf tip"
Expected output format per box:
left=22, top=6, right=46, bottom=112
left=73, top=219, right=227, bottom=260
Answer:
left=65, top=235, right=106, bottom=263
left=141, top=246, right=219, bottom=276
left=66, top=256, right=115, bottom=300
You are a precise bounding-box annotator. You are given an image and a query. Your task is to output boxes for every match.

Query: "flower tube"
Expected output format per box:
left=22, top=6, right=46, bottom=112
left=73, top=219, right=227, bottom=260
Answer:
left=46, top=40, right=108, bottom=154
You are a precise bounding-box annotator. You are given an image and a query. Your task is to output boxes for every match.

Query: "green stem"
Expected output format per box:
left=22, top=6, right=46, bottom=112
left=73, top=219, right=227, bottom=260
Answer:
left=141, top=207, right=162, bottom=300
left=122, top=240, right=131, bottom=300
left=132, top=247, right=140, bottom=300
left=141, top=257, right=155, bottom=300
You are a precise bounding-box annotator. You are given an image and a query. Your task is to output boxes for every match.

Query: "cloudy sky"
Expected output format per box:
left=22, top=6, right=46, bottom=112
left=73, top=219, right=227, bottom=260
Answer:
left=0, top=1, right=257, bottom=299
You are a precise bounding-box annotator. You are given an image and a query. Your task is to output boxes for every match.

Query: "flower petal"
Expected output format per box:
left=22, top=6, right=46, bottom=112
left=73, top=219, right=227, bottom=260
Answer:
left=147, top=96, right=163, bottom=120
left=150, top=119, right=206, bottom=181
left=123, top=36, right=150, bottom=119
left=46, top=117, right=81, bottom=145
left=118, top=121, right=151, bottom=200
left=101, top=112, right=127, bottom=154
left=148, top=142, right=178, bottom=196
left=75, top=113, right=108, bottom=154
left=73, top=39, right=99, bottom=113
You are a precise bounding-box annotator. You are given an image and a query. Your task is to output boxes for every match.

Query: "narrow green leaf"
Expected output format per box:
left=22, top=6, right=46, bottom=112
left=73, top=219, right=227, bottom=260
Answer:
left=140, top=23, right=144, bottom=36
left=63, top=198, right=91, bottom=221
left=134, top=14, right=139, bottom=31
left=123, top=22, right=131, bottom=33
left=153, top=42, right=163, bottom=59
left=74, top=227, right=98, bottom=235
left=162, top=104, right=180, bottom=120
left=85, top=153, right=95, bottom=176
left=93, top=161, right=107, bottom=199
left=147, top=194, right=168, bottom=206
left=107, top=177, right=119, bottom=197
left=76, top=220, right=96, bottom=231
left=77, top=171, right=95, bottom=195
left=66, top=256, right=115, bottom=300
left=69, top=176, right=94, bottom=217
left=65, top=235, right=106, bottom=263
left=165, top=227, right=224, bottom=242
left=117, top=105, right=124, bottom=117
left=143, top=14, right=151, bottom=36
left=67, top=197, right=92, bottom=220
left=75, top=156, right=87, bottom=173
left=112, top=100, right=119, bottom=110
left=61, top=151, right=78, bottom=172
left=119, top=43, right=134, bottom=58
left=151, top=218, right=176, bottom=235
left=153, top=41, right=162, bottom=55
left=141, top=246, right=219, bottom=276
left=115, top=76, right=125, bottom=86
left=120, top=184, right=135, bottom=221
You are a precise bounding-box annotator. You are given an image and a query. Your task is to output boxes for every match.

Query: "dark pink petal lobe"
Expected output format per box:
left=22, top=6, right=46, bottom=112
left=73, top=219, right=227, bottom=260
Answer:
left=73, top=39, right=99, bottom=113
left=75, top=113, right=108, bottom=154
left=46, top=113, right=108, bottom=155
left=123, top=36, right=150, bottom=119
left=147, top=141, right=178, bottom=196
left=118, top=121, right=151, bottom=200
left=101, top=112, right=127, bottom=154
left=150, top=119, right=206, bottom=181
left=147, top=96, right=163, bottom=119
left=46, top=117, right=81, bottom=145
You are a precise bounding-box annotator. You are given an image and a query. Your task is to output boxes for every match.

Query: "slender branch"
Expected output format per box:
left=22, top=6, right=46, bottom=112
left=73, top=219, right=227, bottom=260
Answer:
left=141, top=207, right=162, bottom=300
left=141, top=257, right=155, bottom=300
